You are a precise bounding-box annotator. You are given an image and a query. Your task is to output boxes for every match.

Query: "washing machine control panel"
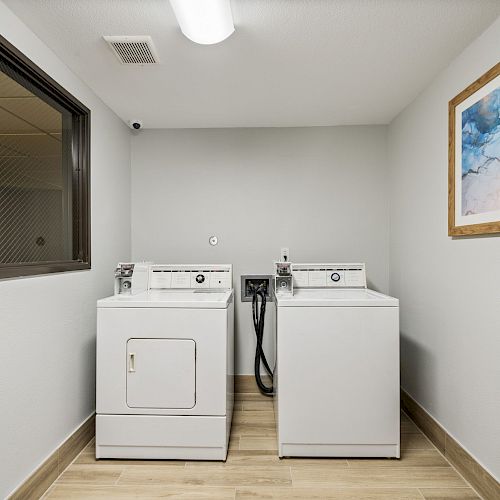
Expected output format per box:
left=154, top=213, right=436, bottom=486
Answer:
left=291, top=263, right=366, bottom=289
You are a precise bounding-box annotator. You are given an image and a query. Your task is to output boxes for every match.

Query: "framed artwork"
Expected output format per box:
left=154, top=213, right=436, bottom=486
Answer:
left=449, top=62, right=500, bottom=236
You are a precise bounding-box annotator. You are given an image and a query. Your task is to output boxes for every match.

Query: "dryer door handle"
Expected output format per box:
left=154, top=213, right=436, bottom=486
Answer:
left=129, top=352, right=136, bottom=372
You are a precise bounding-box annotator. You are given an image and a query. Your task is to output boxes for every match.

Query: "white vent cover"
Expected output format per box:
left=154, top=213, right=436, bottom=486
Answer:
left=103, top=36, right=159, bottom=64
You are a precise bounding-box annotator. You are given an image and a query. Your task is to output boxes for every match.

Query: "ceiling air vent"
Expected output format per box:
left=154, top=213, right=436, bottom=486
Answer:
left=103, top=36, right=160, bottom=64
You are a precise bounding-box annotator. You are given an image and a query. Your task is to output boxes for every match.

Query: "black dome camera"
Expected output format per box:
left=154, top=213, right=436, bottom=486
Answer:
left=128, top=120, right=143, bottom=130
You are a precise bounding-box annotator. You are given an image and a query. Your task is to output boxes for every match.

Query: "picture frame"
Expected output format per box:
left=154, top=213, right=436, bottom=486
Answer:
left=448, top=62, right=500, bottom=236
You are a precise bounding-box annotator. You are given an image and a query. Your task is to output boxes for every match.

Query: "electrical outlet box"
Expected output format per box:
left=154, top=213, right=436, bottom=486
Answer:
left=240, top=275, right=273, bottom=302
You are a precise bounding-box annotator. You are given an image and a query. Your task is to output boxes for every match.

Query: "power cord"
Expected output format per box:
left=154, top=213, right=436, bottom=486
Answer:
left=251, top=282, right=274, bottom=396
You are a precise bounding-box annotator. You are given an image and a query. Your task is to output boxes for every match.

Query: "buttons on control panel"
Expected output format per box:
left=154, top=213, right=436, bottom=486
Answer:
left=172, top=271, right=192, bottom=288
left=191, top=271, right=209, bottom=288
left=326, top=270, right=345, bottom=287
left=308, top=271, right=327, bottom=287
left=290, top=264, right=366, bottom=289
left=149, top=265, right=232, bottom=290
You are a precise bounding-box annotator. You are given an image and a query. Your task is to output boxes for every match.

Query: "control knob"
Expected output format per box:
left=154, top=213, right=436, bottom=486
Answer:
left=330, top=272, right=341, bottom=282
left=196, top=274, right=205, bottom=284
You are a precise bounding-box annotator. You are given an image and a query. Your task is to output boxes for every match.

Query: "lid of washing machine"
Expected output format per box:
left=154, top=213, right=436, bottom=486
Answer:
left=97, top=289, right=233, bottom=309
left=275, top=288, right=398, bottom=307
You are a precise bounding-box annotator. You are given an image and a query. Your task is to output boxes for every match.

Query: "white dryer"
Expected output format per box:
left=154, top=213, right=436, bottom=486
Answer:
left=96, top=264, right=234, bottom=461
left=274, top=263, right=399, bottom=458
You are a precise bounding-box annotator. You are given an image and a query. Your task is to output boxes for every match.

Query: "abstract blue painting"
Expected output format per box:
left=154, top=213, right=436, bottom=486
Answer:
left=461, top=86, right=500, bottom=216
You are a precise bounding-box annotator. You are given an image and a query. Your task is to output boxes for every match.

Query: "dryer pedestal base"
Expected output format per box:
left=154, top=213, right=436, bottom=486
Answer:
left=96, top=414, right=231, bottom=461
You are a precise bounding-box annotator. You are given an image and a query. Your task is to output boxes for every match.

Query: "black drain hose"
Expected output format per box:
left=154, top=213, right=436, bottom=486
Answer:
left=251, top=284, right=273, bottom=396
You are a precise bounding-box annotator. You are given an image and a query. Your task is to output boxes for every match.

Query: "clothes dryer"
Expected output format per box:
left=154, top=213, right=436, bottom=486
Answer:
left=96, top=264, right=234, bottom=460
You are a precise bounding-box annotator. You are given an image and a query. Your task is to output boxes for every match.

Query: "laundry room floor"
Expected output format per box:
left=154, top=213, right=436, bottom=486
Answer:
left=42, top=381, right=481, bottom=499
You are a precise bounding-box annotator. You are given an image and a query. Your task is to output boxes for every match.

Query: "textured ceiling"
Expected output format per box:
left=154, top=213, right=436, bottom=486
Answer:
left=4, top=0, right=500, bottom=128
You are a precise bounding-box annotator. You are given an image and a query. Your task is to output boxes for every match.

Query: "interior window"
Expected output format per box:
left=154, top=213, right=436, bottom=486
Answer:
left=0, top=36, right=90, bottom=279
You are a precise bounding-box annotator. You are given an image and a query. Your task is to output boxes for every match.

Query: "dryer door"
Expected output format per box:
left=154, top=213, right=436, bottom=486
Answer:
left=126, top=338, right=196, bottom=409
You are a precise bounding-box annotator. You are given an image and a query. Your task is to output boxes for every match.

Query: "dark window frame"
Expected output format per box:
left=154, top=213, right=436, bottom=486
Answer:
left=0, top=34, right=90, bottom=279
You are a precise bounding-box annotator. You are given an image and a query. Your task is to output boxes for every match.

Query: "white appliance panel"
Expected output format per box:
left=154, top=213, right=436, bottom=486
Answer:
left=292, top=263, right=367, bottom=289
left=276, top=305, right=399, bottom=456
left=326, top=270, right=345, bottom=287
left=210, top=271, right=232, bottom=289
left=96, top=415, right=229, bottom=460
left=308, top=270, right=327, bottom=287
left=147, top=265, right=233, bottom=290
left=97, top=290, right=232, bottom=309
left=171, top=271, right=192, bottom=288
left=149, top=270, right=172, bottom=289
left=97, top=307, right=227, bottom=416
left=292, top=270, right=309, bottom=287
left=126, top=338, right=196, bottom=409
left=191, top=271, right=210, bottom=288
left=276, top=288, right=398, bottom=307
left=345, top=270, right=366, bottom=287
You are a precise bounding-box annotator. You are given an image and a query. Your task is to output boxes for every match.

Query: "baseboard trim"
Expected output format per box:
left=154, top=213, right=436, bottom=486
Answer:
left=8, top=413, right=95, bottom=500
left=401, top=389, right=500, bottom=500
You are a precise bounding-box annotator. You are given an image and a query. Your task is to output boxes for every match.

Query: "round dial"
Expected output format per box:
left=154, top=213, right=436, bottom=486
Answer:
left=196, top=274, right=205, bottom=284
left=330, top=272, right=341, bottom=282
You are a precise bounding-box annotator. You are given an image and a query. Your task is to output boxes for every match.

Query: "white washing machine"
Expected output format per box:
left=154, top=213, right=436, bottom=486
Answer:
left=96, top=264, right=234, bottom=461
left=274, top=263, right=400, bottom=458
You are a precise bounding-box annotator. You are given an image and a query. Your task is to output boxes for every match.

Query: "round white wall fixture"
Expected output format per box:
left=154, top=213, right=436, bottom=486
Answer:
left=209, top=235, right=218, bottom=246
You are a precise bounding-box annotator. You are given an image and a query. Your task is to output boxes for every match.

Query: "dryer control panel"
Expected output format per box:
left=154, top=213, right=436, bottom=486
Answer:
left=291, top=263, right=366, bottom=289
left=149, top=264, right=232, bottom=290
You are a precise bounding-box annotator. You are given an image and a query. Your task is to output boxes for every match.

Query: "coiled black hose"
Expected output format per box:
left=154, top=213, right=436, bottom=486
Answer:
left=251, top=284, right=273, bottom=396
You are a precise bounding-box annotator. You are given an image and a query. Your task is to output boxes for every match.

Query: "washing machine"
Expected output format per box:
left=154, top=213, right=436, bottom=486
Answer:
left=96, top=263, right=234, bottom=461
left=274, top=263, right=399, bottom=458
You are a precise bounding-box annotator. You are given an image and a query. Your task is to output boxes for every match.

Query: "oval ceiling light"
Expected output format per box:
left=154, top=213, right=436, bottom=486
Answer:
left=169, top=0, right=235, bottom=45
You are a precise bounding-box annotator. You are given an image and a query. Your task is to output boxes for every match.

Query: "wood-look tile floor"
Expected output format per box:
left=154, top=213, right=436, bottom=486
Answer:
left=42, top=393, right=481, bottom=499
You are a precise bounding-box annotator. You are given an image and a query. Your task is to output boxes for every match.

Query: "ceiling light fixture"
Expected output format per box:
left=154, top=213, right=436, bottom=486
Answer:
left=169, top=0, right=235, bottom=45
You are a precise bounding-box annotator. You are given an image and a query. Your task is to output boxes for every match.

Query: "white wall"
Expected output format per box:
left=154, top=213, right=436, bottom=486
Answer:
left=0, top=3, right=131, bottom=497
left=131, top=126, right=389, bottom=374
left=388, top=17, right=500, bottom=480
